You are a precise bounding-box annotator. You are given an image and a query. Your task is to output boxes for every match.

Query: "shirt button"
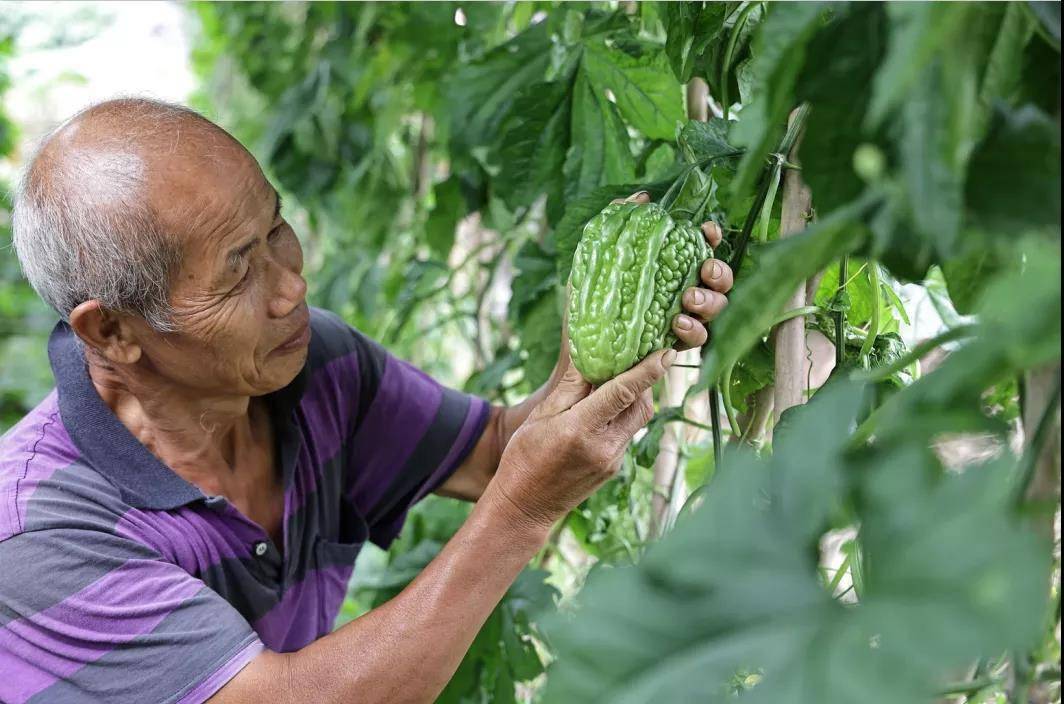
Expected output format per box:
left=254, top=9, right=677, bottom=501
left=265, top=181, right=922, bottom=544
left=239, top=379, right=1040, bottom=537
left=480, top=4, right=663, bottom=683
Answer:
left=254, top=542, right=269, bottom=557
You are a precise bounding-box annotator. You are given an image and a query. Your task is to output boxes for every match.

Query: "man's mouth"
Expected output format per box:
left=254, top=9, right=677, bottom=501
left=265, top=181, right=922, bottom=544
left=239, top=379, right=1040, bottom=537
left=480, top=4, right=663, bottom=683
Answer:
left=273, top=308, right=311, bottom=353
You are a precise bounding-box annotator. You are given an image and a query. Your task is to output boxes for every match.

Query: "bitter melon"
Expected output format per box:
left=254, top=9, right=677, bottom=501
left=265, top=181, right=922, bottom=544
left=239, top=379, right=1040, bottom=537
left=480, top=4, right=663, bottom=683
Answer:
left=567, top=201, right=710, bottom=384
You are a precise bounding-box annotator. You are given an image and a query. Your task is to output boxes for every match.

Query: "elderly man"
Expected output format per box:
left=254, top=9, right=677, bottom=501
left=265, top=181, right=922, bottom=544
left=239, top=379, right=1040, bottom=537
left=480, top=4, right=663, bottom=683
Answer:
left=0, top=98, right=733, bottom=703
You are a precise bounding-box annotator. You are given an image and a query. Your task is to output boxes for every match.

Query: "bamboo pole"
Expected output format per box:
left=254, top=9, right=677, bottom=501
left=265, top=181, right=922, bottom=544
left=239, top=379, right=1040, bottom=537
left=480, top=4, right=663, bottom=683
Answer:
left=650, top=78, right=710, bottom=538
left=773, top=109, right=813, bottom=423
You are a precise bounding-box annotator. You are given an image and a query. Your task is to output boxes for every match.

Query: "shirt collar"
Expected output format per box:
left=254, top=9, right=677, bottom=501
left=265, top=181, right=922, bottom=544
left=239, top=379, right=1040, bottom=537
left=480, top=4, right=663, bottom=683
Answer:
left=47, top=320, right=308, bottom=510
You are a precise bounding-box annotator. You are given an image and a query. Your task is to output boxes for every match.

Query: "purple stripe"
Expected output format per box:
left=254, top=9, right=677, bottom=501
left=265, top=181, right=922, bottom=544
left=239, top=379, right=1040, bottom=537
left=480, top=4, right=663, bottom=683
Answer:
left=413, top=397, right=491, bottom=504
left=252, top=564, right=354, bottom=652
left=0, top=560, right=204, bottom=703
left=176, top=638, right=264, bottom=704
left=114, top=504, right=255, bottom=574
left=347, top=357, right=443, bottom=513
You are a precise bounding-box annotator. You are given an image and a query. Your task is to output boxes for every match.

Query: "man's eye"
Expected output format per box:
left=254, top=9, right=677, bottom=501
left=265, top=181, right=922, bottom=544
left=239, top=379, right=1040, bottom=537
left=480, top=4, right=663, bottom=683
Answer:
left=267, top=226, right=283, bottom=243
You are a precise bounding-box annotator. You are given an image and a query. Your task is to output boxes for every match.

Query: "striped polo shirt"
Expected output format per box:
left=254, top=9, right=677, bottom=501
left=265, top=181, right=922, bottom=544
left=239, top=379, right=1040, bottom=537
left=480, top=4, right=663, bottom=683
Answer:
left=0, top=307, right=490, bottom=703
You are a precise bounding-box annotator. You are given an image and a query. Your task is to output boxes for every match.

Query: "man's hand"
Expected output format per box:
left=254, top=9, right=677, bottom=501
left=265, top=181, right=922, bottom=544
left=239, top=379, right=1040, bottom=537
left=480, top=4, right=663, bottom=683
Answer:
left=484, top=350, right=674, bottom=531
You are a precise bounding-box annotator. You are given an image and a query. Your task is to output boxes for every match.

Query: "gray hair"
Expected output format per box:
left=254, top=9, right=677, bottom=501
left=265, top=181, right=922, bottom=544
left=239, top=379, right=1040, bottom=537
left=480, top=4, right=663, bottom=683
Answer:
left=11, top=98, right=228, bottom=333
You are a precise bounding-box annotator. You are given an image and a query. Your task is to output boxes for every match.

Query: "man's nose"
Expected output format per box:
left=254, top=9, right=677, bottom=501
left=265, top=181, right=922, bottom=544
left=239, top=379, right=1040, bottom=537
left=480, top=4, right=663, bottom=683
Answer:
left=268, top=266, right=308, bottom=318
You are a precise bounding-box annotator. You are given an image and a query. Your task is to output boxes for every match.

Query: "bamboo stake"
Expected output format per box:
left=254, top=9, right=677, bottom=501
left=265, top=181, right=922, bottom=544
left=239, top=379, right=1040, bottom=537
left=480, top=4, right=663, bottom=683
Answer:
left=650, top=78, right=710, bottom=538
left=773, top=109, right=813, bottom=423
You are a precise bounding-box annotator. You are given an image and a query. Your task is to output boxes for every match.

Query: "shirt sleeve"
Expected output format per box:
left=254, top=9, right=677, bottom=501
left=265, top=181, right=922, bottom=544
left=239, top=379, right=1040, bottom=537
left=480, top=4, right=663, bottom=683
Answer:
left=306, top=308, right=491, bottom=549
left=0, top=527, right=263, bottom=704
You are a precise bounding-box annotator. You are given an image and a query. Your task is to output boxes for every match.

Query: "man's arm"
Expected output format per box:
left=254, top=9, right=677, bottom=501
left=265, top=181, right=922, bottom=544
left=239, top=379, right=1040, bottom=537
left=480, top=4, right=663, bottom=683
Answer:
left=435, top=359, right=566, bottom=502
left=211, top=483, right=549, bottom=704
left=210, top=353, right=672, bottom=704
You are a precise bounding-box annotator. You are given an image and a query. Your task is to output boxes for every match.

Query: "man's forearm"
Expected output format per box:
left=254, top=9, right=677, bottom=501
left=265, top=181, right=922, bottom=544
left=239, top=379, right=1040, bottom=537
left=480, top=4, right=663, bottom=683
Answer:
left=215, top=488, right=549, bottom=704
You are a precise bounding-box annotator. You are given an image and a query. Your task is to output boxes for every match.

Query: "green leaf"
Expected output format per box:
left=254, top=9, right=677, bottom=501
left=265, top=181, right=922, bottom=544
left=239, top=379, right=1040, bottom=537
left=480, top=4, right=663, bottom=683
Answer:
left=563, top=68, right=635, bottom=201
left=582, top=39, right=685, bottom=140
left=542, top=383, right=1051, bottom=703
left=677, top=118, right=739, bottom=164
left=698, top=196, right=874, bottom=390
left=730, top=1, right=827, bottom=199
left=866, top=3, right=972, bottom=129
left=1025, top=0, right=1060, bottom=49
left=868, top=237, right=1061, bottom=443
left=517, top=293, right=562, bottom=389
left=940, top=243, right=1001, bottom=316
left=632, top=406, right=684, bottom=468
left=661, top=1, right=728, bottom=83
left=495, top=78, right=573, bottom=210
left=448, top=21, right=553, bottom=154
left=977, top=2, right=1036, bottom=134
left=794, top=3, right=886, bottom=216
left=965, top=103, right=1061, bottom=233
left=424, top=175, right=465, bottom=258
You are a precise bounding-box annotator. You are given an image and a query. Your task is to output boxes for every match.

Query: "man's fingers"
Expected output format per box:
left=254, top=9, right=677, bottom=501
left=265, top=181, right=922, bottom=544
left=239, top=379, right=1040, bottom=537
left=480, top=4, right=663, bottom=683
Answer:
left=701, top=221, right=723, bottom=249
left=672, top=314, right=709, bottom=350
left=700, top=258, right=734, bottom=294
left=681, top=287, right=729, bottom=322
left=576, top=349, right=674, bottom=426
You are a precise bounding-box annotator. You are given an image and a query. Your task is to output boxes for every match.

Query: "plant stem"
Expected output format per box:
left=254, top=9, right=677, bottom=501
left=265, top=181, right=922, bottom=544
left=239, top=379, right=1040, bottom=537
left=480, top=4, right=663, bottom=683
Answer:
left=720, top=364, right=741, bottom=437
left=857, top=261, right=881, bottom=362
left=936, top=675, right=1002, bottom=698
left=834, top=255, right=848, bottom=372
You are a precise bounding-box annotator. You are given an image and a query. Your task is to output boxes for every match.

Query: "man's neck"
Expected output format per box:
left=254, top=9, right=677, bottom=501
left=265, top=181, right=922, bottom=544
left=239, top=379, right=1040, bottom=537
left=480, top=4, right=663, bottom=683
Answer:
left=86, top=353, right=264, bottom=486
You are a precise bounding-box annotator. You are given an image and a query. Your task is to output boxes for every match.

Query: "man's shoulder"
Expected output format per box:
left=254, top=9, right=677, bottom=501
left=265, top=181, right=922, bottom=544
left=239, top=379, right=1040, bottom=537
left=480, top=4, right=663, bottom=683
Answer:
left=307, top=307, right=385, bottom=369
left=1, top=391, right=123, bottom=542
left=305, top=306, right=388, bottom=387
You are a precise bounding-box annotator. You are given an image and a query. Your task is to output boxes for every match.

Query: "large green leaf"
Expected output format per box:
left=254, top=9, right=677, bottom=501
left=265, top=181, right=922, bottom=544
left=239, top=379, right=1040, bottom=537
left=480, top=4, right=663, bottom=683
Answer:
left=868, top=237, right=1061, bottom=443
left=582, top=39, right=685, bottom=141
left=965, top=103, right=1061, bottom=233
left=865, top=3, right=973, bottom=129
left=676, top=118, right=739, bottom=164
left=448, top=22, right=553, bottom=154
left=563, top=68, right=635, bottom=201
left=495, top=77, right=574, bottom=209
left=661, top=1, right=728, bottom=83
left=542, top=382, right=1051, bottom=703
left=730, top=2, right=828, bottom=200
left=976, top=2, right=1036, bottom=134
left=795, top=3, right=886, bottom=216
left=425, top=175, right=466, bottom=258
left=697, top=196, right=875, bottom=390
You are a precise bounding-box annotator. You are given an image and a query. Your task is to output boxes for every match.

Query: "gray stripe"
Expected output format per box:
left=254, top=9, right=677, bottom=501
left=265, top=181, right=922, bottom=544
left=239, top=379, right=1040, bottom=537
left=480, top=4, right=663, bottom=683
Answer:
left=26, top=585, right=259, bottom=704
left=20, top=461, right=125, bottom=534
left=0, top=527, right=157, bottom=629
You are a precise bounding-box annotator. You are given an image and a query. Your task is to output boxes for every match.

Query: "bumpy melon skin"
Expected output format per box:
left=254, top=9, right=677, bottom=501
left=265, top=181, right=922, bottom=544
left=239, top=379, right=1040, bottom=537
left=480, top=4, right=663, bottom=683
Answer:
left=568, top=202, right=711, bottom=384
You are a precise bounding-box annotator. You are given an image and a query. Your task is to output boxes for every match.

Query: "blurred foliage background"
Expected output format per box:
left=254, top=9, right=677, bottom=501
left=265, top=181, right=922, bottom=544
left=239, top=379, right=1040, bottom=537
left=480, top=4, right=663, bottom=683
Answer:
left=0, top=3, right=1059, bottom=703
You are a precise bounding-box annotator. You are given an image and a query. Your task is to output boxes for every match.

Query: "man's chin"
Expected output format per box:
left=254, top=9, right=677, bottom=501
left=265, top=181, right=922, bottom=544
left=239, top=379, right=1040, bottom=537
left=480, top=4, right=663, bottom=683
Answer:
left=256, top=348, right=308, bottom=395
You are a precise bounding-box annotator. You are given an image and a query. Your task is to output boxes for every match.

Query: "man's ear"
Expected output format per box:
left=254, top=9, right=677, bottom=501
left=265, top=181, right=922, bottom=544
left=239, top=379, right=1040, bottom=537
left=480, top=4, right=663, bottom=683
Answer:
left=69, top=300, right=142, bottom=365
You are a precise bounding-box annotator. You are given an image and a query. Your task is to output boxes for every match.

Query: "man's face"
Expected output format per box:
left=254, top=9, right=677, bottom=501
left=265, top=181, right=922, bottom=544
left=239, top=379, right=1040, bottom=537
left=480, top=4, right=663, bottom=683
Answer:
left=134, top=142, right=310, bottom=398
